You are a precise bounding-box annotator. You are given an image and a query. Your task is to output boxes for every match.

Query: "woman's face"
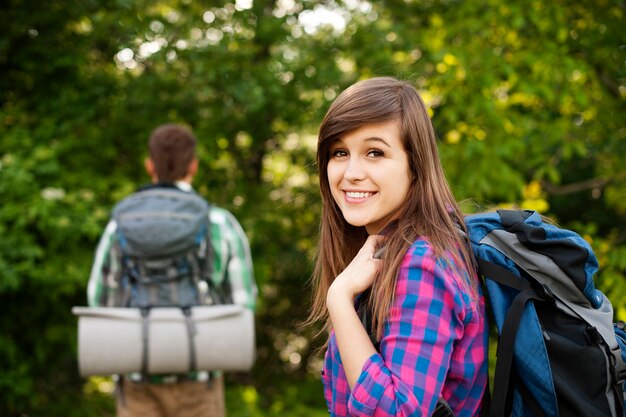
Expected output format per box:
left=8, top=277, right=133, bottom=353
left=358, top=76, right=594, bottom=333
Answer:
left=327, top=120, right=412, bottom=235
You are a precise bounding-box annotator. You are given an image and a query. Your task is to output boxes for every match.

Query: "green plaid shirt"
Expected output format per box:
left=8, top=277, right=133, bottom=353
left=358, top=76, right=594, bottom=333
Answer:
left=86, top=184, right=257, bottom=381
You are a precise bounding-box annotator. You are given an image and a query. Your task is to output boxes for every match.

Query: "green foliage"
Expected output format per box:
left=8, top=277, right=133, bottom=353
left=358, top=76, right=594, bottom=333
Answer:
left=1, top=0, right=624, bottom=415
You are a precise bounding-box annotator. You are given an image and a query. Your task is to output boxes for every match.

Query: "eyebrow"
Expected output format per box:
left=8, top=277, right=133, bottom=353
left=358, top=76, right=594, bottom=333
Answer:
left=364, top=136, right=391, bottom=147
left=333, top=136, right=392, bottom=147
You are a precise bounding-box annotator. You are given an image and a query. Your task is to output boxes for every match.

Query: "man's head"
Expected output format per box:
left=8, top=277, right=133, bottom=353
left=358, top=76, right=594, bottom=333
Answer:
left=146, top=123, right=198, bottom=183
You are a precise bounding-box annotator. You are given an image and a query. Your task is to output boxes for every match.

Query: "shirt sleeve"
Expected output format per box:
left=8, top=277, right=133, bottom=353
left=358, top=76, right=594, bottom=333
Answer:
left=87, top=220, right=122, bottom=307
left=210, top=207, right=257, bottom=311
left=348, top=239, right=467, bottom=417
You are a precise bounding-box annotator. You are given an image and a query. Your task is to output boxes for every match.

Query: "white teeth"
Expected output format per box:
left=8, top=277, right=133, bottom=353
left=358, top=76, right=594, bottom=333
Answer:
left=346, top=191, right=372, bottom=198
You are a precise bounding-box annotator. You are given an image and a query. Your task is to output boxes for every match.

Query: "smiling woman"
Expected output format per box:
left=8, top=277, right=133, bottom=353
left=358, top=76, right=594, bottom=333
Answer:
left=307, top=77, right=488, bottom=417
left=326, top=120, right=412, bottom=235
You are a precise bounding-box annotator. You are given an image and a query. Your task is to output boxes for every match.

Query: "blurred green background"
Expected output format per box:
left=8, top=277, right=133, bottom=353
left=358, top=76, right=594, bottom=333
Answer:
left=1, top=0, right=625, bottom=415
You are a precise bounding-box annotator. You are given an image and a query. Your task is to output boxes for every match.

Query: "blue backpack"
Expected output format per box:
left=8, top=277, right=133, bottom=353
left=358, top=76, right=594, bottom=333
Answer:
left=466, top=210, right=626, bottom=417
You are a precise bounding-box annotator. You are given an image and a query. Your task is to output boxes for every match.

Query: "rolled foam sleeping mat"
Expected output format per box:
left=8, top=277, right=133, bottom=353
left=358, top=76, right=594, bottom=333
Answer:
left=72, top=305, right=255, bottom=377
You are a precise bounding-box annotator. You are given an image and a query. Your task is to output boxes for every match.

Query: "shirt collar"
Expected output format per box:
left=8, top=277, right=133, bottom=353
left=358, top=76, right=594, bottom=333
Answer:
left=175, top=181, right=193, bottom=192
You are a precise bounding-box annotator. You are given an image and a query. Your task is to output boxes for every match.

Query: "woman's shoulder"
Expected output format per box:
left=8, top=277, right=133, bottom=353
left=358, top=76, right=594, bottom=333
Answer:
left=404, top=236, right=470, bottom=275
left=398, top=237, right=444, bottom=282
left=404, top=236, right=436, bottom=261
left=401, top=236, right=481, bottom=312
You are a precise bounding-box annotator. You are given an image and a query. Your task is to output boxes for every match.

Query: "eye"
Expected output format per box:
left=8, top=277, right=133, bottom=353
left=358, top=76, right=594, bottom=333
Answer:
left=366, top=149, right=384, bottom=158
left=330, top=148, right=348, bottom=158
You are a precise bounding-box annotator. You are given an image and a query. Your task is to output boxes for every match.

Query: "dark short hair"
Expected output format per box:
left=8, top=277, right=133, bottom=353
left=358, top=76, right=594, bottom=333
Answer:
left=148, top=123, right=197, bottom=182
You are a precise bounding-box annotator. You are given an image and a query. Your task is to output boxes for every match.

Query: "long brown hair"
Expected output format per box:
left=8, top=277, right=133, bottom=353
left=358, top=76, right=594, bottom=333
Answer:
left=308, top=77, right=478, bottom=338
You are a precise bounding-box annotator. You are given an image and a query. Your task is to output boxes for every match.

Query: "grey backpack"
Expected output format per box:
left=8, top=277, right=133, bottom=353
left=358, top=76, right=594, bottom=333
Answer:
left=112, top=186, right=218, bottom=309
left=93, top=186, right=243, bottom=376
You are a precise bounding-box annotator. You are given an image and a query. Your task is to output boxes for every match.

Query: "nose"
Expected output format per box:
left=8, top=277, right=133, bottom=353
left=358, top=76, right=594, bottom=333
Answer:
left=344, top=156, right=365, bottom=182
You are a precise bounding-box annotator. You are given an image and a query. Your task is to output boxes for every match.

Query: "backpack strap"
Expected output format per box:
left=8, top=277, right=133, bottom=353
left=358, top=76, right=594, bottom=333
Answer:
left=181, top=307, right=197, bottom=373
left=478, top=258, right=549, bottom=417
left=140, top=307, right=151, bottom=376
left=358, top=290, right=380, bottom=351
left=432, top=398, right=454, bottom=417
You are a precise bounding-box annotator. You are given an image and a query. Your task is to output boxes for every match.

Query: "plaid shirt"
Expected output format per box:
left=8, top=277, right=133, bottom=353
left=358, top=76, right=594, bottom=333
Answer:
left=322, top=238, right=488, bottom=417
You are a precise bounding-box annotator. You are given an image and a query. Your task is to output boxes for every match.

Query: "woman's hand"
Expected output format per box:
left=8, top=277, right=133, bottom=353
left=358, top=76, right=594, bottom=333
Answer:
left=327, top=234, right=383, bottom=304
left=326, top=234, right=384, bottom=388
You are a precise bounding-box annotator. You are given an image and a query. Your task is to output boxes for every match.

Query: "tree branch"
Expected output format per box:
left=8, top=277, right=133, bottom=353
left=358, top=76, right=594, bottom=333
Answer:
left=541, top=173, right=626, bottom=195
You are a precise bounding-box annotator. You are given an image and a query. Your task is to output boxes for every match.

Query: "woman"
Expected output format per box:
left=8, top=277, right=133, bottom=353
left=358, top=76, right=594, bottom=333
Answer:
left=308, top=77, right=488, bottom=417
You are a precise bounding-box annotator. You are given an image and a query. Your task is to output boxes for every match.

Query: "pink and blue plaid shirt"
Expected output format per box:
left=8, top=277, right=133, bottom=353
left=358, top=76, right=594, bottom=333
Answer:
left=322, top=238, right=488, bottom=417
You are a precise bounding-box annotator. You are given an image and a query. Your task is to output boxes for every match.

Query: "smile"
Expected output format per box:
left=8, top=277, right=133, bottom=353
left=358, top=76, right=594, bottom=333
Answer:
left=345, top=191, right=374, bottom=199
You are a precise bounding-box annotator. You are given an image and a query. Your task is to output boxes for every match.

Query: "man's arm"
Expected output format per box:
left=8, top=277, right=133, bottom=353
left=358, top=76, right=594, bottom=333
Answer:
left=210, top=207, right=257, bottom=311
left=87, top=220, right=122, bottom=307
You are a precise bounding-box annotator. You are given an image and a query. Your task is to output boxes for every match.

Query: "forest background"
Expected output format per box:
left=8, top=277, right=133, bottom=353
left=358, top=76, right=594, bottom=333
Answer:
left=1, top=0, right=625, bottom=416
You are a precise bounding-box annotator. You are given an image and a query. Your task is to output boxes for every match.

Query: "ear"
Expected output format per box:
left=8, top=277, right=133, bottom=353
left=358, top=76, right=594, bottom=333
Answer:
left=187, top=158, right=199, bottom=178
left=144, top=158, right=158, bottom=182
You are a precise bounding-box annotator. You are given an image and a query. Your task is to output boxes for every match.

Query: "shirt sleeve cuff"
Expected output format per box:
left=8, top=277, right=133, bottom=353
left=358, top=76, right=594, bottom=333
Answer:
left=348, top=353, right=389, bottom=415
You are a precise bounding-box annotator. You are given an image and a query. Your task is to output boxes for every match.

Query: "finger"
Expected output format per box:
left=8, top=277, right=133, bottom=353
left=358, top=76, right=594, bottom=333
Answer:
left=364, top=234, right=383, bottom=248
left=361, top=235, right=384, bottom=258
